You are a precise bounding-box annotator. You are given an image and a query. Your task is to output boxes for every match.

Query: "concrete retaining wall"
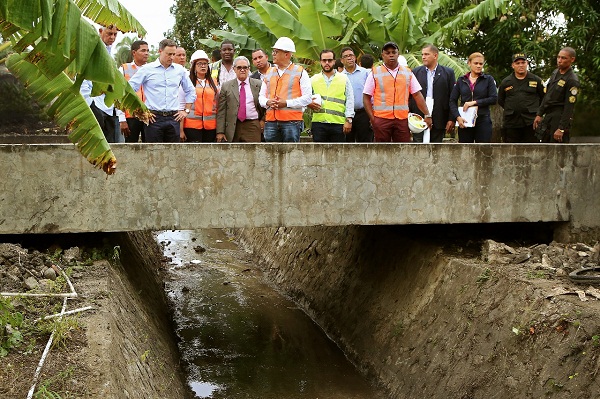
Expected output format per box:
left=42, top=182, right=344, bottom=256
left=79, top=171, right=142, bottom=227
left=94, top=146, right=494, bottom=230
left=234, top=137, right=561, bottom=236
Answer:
left=1, top=143, right=598, bottom=240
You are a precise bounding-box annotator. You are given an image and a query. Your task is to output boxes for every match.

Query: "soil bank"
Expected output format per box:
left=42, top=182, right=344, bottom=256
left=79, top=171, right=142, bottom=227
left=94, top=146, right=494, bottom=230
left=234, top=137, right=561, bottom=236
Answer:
left=236, top=225, right=600, bottom=398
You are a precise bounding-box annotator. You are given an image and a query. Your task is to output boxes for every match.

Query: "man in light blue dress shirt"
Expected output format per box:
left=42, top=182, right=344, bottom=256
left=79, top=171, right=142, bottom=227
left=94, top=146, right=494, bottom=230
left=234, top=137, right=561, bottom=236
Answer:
left=128, top=39, right=196, bottom=143
left=340, top=47, right=373, bottom=142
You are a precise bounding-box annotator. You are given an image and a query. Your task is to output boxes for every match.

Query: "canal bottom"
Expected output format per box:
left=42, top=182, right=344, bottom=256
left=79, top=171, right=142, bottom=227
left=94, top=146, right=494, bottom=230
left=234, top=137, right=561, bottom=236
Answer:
left=159, top=229, right=382, bottom=399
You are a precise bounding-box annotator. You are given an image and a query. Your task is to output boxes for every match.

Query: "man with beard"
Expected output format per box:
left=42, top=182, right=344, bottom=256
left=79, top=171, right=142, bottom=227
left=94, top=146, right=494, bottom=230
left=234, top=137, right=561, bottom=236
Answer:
left=533, top=47, right=580, bottom=143
left=308, top=49, right=354, bottom=142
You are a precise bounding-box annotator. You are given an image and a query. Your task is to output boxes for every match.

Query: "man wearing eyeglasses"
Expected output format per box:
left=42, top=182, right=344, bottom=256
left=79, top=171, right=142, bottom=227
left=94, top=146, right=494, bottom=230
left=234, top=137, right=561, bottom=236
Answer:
left=259, top=37, right=312, bottom=142
left=340, top=46, right=372, bottom=142
left=308, top=49, right=354, bottom=142
left=217, top=56, right=264, bottom=142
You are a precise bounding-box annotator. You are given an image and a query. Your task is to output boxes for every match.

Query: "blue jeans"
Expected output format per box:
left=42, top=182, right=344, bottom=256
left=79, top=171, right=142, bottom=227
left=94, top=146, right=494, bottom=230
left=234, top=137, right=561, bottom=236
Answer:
left=264, top=121, right=303, bottom=142
left=311, top=122, right=345, bottom=142
left=146, top=115, right=180, bottom=143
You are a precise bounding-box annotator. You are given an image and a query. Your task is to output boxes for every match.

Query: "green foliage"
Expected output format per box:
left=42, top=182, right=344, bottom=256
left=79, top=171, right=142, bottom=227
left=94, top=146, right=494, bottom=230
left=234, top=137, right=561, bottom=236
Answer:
left=0, top=297, right=24, bottom=357
left=0, top=0, right=149, bottom=174
left=198, top=0, right=513, bottom=75
left=34, top=366, right=76, bottom=399
left=169, top=0, right=251, bottom=55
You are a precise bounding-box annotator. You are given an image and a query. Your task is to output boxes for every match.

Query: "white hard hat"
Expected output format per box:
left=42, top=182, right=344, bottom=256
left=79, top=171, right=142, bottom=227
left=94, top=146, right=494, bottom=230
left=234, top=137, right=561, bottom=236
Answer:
left=273, top=37, right=296, bottom=53
left=408, top=113, right=427, bottom=134
left=190, top=50, right=209, bottom=63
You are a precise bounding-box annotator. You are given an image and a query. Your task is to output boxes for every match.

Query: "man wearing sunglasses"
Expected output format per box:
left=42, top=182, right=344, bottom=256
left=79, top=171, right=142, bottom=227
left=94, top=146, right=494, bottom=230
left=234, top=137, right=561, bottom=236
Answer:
left=308, top=49, right=354, bottom=142
left=217, top=56, right=264, bottom=142
left=259, top=37, right=312, bottom=142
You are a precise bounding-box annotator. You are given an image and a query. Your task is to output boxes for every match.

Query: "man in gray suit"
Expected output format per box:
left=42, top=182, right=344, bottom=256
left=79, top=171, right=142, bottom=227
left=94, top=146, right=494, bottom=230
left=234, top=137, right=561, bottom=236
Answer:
left=217, top=56, right=264, bottom=142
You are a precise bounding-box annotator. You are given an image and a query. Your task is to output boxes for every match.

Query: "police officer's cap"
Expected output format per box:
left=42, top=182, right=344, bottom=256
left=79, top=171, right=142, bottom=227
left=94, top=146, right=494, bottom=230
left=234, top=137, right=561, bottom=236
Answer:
left=512, top=53, right=527, bottom=62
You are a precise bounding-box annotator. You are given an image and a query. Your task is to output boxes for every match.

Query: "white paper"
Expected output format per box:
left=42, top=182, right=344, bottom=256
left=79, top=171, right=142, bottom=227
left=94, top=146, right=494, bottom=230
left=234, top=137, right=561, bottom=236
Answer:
left=424, top=98, right=434, bottom=143
left=457, top=106, right=477, bottom=127
left=311, top=94, right=322, bottom=106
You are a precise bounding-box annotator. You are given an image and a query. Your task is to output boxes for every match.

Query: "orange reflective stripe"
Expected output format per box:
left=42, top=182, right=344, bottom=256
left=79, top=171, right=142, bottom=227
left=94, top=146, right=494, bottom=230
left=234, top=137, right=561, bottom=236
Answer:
left=264, top=64, right=304, bottom=121
left=372, top=65, right=411, bottom=120
left=184, top=82, right=218, bottom=130
left=122, top=63, right=145, bottom=118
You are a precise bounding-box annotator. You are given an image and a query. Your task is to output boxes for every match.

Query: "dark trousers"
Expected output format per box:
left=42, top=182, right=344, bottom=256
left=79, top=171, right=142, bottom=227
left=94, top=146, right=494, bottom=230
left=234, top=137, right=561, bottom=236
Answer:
left=345, top=109, right=373, bottom=142
left=372, top=117, right=410, bottom=142
left=412, top=127, right=446, bottom=143
left=233, top=119, right=262, bottom=142
left=311, top=122, right=345, bottom=142
left=146, top=115, right=180, bottom=143
left=503, top=125, right=539, bottom=143
left=458, top=115, right=492, bottom=143
left=90, top=102, right=120, bottom=143
left=184, top=128, right=216, bottom=143
left=125, top=117, right=146, bottom=143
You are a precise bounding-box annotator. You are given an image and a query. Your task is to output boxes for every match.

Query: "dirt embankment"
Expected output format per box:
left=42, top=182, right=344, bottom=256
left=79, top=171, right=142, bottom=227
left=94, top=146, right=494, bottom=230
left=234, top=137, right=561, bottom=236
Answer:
left=236, top=225, right=600, bottom=398
left=0, top=232, right=189, bottom=399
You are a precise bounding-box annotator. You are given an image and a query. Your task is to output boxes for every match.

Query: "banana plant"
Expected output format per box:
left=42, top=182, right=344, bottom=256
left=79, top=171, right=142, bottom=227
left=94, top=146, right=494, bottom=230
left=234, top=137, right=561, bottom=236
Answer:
left=204, top=0, right=517, bottom=76
left=0, top=0, right=149, bottom=174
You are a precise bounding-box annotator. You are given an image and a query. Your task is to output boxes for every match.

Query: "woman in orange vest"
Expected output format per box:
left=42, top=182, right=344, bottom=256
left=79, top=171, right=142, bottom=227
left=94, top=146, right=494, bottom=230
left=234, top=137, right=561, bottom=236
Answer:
left=182, top=50, right=219, bottom=142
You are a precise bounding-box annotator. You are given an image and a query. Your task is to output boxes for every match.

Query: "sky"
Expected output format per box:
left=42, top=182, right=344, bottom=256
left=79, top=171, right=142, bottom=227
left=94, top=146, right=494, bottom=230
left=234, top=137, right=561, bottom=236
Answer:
left=115, top=0, right=176, bottom=48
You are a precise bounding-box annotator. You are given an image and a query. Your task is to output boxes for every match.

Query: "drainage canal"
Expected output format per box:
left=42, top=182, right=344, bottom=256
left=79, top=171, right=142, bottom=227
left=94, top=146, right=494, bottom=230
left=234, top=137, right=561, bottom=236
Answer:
left=159, top=229, right=383, bottom=399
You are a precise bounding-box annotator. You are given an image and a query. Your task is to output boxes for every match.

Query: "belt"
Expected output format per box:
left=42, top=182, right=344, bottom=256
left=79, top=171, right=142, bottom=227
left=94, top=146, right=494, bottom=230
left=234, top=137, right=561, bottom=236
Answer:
left=150, top=110, right=178, bottom=116
left=354, top=108, right=365, bottom=113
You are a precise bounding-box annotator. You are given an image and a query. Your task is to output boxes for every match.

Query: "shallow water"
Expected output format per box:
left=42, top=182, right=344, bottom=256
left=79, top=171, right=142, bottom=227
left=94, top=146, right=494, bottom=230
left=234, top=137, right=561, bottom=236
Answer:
left=158, top=229, right=382, bottom=399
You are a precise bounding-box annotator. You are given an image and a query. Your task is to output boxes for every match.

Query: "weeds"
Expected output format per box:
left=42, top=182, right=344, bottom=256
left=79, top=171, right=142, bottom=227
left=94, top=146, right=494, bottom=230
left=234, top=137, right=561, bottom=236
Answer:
left=35, top=317, right=81, bottom=349
left=477, top=268, right=493, bottom=284
left=34, top=366, right=76, bottom=399
left=527, top=270, right=547, bottom=279
left=0, top=297, right=23, bottom=356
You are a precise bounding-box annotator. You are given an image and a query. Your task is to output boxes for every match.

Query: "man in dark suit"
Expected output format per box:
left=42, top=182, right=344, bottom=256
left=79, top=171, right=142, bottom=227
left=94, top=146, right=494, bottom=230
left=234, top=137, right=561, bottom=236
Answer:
left=409, top=44, right=456, bottom=142
left=217, top=56, right=264, bottom=142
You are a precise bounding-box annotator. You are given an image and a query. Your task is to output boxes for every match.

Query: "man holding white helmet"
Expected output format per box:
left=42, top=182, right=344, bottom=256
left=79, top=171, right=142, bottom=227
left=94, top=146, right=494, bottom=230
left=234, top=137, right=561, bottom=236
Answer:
left=259, top=37, right=312, bottom=142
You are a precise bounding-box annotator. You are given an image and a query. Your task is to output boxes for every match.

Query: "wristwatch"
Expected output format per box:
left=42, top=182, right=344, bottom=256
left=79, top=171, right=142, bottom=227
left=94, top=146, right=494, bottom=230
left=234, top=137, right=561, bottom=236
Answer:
left=424, top=114, right=432, bottom=119
left=184, top=108, right=190, bottom=114
left=558, top=129, right=565, bottom=133
left=346, top=117, right=353, bottom=123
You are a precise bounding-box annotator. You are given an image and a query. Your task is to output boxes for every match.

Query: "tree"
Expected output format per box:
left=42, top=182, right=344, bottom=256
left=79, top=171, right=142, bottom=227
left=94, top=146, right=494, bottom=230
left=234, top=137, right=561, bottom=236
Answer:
left=0, top=0, right=149, bottom=174
left=115, top=35, right=137, bottom=65
left=199, top=0, right=514, bottom=75
left=168, top=0, right=250, bottom=55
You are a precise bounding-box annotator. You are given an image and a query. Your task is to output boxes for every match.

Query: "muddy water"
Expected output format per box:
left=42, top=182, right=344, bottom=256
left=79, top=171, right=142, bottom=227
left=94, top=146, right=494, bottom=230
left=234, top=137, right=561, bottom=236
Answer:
left=159, top=229, right=382, bottom=399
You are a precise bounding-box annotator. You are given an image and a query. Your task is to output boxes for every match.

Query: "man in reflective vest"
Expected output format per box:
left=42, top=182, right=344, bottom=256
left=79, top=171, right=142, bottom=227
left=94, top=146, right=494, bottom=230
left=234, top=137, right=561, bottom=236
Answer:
left=119, top=40, right=149, bottom=142
left=259, top=37, right=312, bottom=142
left=363, top=42, right=432, bottom=142
left=308, top=49, right=354, bottom=142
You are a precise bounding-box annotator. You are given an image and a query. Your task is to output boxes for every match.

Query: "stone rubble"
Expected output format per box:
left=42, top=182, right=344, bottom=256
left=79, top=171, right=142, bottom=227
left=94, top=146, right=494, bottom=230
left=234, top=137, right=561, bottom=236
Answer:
left=0, top=243, right=81, bottom=294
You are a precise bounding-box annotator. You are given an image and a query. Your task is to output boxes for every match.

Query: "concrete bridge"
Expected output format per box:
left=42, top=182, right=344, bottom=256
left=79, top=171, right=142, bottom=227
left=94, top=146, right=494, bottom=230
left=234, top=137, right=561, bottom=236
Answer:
left=1, top=143, right=598, bottom=241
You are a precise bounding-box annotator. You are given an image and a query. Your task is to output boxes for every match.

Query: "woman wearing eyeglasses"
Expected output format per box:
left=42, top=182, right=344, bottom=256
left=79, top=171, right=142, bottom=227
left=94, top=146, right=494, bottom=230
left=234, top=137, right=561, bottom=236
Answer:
left=182, top=50, right=219, bottom=142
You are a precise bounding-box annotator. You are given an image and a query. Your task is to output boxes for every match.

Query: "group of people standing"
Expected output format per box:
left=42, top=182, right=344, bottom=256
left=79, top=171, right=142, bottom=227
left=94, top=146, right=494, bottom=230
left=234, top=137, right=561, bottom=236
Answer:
left=83, top=25, right=579, bottom=145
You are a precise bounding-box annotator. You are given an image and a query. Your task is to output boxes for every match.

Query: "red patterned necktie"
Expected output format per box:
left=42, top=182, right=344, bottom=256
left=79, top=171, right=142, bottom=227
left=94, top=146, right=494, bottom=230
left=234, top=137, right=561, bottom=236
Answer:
left=238, top=81, right=246, bottom=122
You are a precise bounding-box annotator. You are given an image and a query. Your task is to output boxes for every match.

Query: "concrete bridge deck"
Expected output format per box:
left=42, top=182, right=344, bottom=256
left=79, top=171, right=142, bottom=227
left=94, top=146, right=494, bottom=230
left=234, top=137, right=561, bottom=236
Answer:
left=1, top=143, right=598, bottom=240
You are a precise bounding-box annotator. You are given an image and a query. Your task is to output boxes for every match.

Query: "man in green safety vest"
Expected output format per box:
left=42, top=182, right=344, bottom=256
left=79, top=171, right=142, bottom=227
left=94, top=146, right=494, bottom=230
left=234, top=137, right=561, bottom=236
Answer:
left=308, top=49, right=355, bottom=142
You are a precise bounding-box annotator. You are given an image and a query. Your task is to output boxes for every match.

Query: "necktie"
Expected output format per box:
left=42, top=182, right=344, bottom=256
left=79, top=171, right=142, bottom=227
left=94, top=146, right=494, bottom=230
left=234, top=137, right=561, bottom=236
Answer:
left=238, top=81, right=246, bottom=122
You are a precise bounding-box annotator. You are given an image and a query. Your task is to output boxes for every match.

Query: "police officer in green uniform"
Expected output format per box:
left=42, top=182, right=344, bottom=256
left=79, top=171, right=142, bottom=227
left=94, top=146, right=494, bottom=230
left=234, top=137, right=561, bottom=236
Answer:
left=498, top=53, right=545, bottom=143
left=533, top=47, right=580, bottom=143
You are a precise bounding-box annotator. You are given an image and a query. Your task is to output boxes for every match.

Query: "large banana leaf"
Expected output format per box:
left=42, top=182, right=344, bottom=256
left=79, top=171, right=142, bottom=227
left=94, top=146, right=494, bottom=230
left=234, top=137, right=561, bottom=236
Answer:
left=0, top=0, right=148, bottom=174
left=297, top=0, right=342, bottom=51
left=6, top=53, right=117, bottom=174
